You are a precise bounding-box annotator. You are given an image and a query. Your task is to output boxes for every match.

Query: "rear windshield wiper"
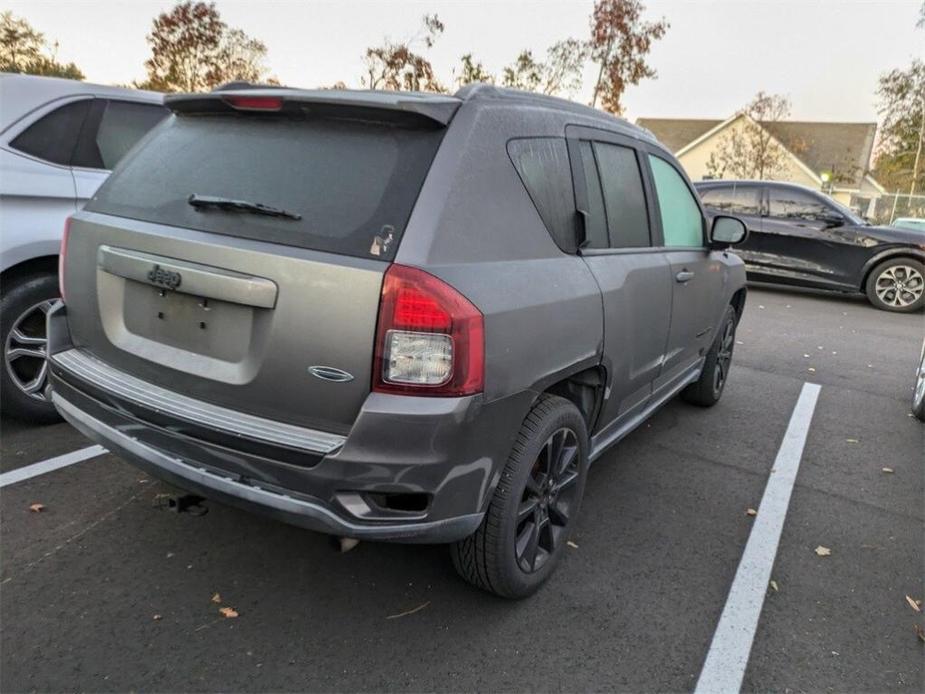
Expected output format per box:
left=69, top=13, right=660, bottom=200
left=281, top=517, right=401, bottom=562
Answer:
left=188, top=194, right=302, bottom=220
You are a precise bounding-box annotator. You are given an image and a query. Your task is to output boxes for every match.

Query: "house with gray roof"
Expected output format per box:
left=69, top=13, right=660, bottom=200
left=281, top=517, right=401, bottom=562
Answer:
left=637, top=114, right=886, bottom=215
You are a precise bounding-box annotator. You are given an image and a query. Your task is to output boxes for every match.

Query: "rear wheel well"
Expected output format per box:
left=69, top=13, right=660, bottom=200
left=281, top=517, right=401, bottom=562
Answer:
left=1, top=255, right=59, bottom=292
left=544, top=366, right=605, bottom=432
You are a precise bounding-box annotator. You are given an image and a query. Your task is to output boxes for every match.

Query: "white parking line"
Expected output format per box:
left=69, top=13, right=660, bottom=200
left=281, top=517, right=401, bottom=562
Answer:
left=0, top=445, right=108, bottom=488
left=695, top=382, right=821, bottom=694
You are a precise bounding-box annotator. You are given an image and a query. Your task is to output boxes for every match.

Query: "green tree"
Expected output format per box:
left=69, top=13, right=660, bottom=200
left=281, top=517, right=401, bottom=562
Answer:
left=589, top=0, right=668, bottom=114
left=138, top=1, right=271, bottom=92
left=874, top=60, right=925, bottom=195
left=0, top=11, right=84, bottom=80
left=362, top=14, right=446, bottom=93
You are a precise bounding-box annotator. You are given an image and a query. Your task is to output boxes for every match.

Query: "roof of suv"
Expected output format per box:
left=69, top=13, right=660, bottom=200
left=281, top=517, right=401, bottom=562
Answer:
left=0, top=73, right=163, bottom=132
left=165, top=81, right=657, bottom=143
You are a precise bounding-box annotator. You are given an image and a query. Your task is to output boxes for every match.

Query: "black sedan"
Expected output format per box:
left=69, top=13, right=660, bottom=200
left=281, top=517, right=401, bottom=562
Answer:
left=695, top=180, right=925, bottom=312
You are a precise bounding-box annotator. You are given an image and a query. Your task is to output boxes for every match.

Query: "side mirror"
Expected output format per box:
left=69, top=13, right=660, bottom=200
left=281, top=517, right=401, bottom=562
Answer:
left=710, top=215, right=748, bottom=248
left=819, top=212, right=845, bottom=228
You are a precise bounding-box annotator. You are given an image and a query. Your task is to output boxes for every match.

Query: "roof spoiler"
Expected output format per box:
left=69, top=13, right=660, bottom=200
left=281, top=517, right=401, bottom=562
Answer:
left=165, top=88, right=461, bottom=127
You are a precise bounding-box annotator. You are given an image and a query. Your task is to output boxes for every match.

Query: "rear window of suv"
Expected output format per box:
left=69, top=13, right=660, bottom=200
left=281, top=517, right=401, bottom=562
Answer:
left=86, top=113, right=445, bottom=260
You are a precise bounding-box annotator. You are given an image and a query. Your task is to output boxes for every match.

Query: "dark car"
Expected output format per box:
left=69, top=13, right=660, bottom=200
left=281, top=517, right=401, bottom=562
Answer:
left=48, top=84, right=748, bottom=598
left=695, top=180, right=925, bottom=312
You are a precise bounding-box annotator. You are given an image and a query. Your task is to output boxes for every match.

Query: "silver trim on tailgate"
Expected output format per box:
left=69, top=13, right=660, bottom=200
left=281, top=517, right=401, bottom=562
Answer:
left=51, top=348, right=346, bottom=454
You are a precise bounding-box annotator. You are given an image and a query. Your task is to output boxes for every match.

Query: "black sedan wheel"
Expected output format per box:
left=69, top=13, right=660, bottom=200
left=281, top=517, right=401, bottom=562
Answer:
left=451, top=394, right=588, bottom=598
left=865, top=259, right=925, bottom=312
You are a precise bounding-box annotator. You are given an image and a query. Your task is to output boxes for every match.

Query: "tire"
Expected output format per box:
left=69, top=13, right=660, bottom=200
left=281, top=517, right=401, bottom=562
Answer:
left=681, top=304, right=737, bottom=408
left=0, top=273, right=61, bottom=424
left=450, top=394, right=589, bottom=599
left=913, top=340, right=925, bottom=422
left=864, top=258, right=925, bottom=313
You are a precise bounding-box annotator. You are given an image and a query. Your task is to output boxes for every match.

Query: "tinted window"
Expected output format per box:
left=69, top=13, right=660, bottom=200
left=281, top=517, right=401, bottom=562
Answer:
left=508, top=138, right=577, bottom=252
left=9, top=99, right=91, bottom=165
left=700, top=185, right=761, bottom=215
left=72, top=100, right=168, bottom=170
left=577, top=141, right=608, bottom=249
left=768, top=187, right=832, bottom=220
left=87, top=113, right=445, bottom=260
left=594, top=142, right=650, bottom=248
left=649, top=155, right=703, bottom=247
left=95, top=101, right=167, bottom=170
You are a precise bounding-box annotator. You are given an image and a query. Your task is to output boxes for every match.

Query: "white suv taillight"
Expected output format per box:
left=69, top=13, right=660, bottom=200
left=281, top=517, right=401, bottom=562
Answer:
left=58, top=216, right=72, bottom=303
left=373, top=264, right=484, bottom=396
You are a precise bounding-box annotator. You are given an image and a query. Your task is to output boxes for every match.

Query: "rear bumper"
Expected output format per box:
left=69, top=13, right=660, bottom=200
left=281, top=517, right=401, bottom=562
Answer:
left=47, top=304, right=531, bottom=543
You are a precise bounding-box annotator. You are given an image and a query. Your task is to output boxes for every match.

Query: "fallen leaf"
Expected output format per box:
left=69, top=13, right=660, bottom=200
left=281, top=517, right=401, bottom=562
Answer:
left=386, top=601, right=430, bottom=620
left=882, top=467, right=894, bottom=474
left=746, top=508, right=757, bottom=517
left=219, top=606, right=238, bottom=618
left=814, top=545, right=831, bottom=557
left=807, top=367, right=816, bottom=373
left=769, top=580, right=779, bottom=592
left=211, top=592, right=222, bottom=604
left=915, top=624, right=925, bottom=642
left=906, top=595, right=922, bottom=613
left=29, top=503, right=44, bottom=513
left=567, top=540, right=579, bottom=549
left=153, top=614, right=162, bottom=621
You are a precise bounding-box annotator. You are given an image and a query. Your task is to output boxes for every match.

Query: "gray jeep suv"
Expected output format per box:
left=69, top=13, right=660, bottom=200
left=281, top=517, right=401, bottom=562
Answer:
left=47, top=85, right=748, bottom=598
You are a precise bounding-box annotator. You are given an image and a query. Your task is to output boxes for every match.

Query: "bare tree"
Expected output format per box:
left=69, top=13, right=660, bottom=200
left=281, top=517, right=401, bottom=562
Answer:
left=362, top=14, right=446, bottom=93
left=589, top=0, right=668, bottom=114
left=456, top=53, right=494, bottom=87
left=706, top=92, right=795, bottom=180
left=501, top=39, right=588, bottom=96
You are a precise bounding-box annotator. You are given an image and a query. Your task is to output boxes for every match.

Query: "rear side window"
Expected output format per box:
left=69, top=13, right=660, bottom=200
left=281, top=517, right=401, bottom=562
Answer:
left=72, top=100, right=169, bottom=170
left=648, top=155, right=704, bottom=248
left=768, top=187, right=832, bottom=220
left=86, top=113, right=445, bottom=260
left=9, top=99, right=91, bottom=165
left=593, top=142, right=650, bottom=248
left=507, top=138, right=577, bottom=252
left=700, top=185, right=761, bottom=215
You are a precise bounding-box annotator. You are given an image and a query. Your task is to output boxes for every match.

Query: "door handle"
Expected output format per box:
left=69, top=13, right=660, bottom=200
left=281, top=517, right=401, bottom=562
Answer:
left=675, top=270, right=695, bottom=283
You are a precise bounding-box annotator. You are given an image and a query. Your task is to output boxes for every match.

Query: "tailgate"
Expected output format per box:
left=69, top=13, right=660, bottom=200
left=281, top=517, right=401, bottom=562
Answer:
left=63, top=213, right=385, bottom=434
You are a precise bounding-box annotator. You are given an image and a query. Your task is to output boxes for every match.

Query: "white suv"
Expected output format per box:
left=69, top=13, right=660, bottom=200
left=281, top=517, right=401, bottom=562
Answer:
left=1, top=74, right=166, bottom=422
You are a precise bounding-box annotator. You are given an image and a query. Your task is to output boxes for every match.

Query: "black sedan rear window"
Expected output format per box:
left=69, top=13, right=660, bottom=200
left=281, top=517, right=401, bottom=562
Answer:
left=86, top=113, right=445, bottom=260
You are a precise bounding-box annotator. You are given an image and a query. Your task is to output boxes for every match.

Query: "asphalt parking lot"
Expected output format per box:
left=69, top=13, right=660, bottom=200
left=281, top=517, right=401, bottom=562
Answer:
left=1, top=286, right=923, bottom=693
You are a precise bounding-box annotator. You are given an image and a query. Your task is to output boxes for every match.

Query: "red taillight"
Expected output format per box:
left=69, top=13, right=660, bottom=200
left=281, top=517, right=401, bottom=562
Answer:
left=223, top=96, right=283, bottom=111
left=373, top=264, right=484, bottom=396
left=58, top=217, right=71, bottom=302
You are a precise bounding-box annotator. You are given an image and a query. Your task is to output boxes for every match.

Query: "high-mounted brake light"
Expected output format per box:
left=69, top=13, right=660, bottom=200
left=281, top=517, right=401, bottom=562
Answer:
left=223, top=96, right=283, bottom=111
left=373, top=264, right=484, bottom=396
left=58, top=217, right=72, bottom=302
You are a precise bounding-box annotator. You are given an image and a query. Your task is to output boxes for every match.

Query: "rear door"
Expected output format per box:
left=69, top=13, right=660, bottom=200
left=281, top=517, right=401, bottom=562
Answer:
left=645, top=152, right=721, bottom=393
left=64, top=102, right=446, bottom=434
left=761, top=185, right=865, bottom=289
left=567, top=127, right=672, bottom=431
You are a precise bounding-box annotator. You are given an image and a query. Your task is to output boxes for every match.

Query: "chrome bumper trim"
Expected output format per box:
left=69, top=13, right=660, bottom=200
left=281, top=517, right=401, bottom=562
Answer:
left=51, top=348, right=345, bottom=455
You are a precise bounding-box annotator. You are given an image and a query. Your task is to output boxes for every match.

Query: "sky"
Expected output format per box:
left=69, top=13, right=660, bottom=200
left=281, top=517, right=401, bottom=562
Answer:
left=6, top=0, right=924, bottom=123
